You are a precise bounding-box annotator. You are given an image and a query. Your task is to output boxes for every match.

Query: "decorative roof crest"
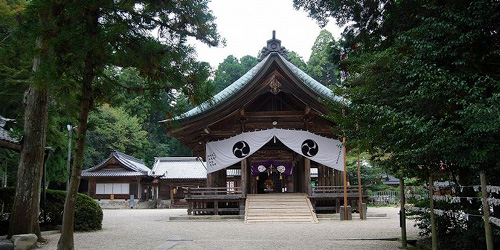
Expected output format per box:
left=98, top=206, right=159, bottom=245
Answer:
left=258, top=30, right=289, bottom=60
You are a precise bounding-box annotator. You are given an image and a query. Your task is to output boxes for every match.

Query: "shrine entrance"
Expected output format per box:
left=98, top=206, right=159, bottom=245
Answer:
left=256, top=171, right=283, bottom=194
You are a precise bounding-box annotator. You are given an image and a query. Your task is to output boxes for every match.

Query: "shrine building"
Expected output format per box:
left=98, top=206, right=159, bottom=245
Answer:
left=163, top=32, right=366, bottom=220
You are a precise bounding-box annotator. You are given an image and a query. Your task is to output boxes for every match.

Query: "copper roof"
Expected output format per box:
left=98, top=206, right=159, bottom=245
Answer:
left=161, top=52, right=342, bottom=123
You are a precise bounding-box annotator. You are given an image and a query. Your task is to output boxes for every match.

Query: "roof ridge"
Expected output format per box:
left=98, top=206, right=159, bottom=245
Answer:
left=114, top=151, right=144, bottom=164
left=162, top=54, right=270, bottom=122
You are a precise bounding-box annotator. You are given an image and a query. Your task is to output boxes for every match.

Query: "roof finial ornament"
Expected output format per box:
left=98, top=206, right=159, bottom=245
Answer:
left=258, top=30, right=289, bottom=60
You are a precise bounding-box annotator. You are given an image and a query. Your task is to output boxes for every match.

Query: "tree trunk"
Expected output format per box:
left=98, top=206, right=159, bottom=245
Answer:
left=399, top=178, right=407, bottom=248
left=480, top=172, right=494, bottom=250
left=429, top=175, right=437, bottom=250
left=57, top=56, right=94, bottom=250
left=8, top=37, right=50, bottom=240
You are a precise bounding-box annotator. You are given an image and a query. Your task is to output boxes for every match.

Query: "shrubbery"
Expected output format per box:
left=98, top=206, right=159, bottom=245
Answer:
left=0, top=187, right=102, bottom=235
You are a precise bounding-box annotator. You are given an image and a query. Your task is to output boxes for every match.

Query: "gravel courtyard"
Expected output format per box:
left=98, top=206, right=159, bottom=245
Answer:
left=38, top=207, right=420, bottom=250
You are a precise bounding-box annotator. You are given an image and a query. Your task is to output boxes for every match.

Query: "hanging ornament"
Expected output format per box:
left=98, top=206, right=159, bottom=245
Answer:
left=258, top=165, right=266, bottom=172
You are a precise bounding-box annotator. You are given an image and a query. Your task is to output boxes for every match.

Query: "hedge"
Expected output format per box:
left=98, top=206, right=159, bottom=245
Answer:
left=0, top=187, right=102, bottom=234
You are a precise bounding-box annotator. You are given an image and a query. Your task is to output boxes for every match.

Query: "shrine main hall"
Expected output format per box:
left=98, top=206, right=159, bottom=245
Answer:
left=163, top=32, right=366, bottom=221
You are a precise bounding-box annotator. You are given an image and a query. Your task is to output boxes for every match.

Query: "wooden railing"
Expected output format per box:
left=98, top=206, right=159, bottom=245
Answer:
left=311, top=186, right=362, bottom=197
left=184, top=187, right=244, bottom=215
left=184, top=187, right=243, bottom=199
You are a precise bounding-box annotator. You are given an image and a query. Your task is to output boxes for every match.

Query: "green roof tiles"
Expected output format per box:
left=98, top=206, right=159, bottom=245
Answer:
left=164, top=52, right=342, bottom=122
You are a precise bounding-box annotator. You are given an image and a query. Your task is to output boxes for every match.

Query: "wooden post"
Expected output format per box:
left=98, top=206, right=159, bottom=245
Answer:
left=357, top=153, right=363, bottom=220
left=170, top=186, right=174, bottom=207
left=241, top=159, right=248, bottom=197
left=429, top=175, right=437, bottom=250
left=304, top=158, right=311, bottom=195
left=480, top=172, right=494, bottom=250
left=399, top=178, right=407, bottom=248
left=343, top=137, right=348, bottom=220
left=137, top=177, right=142, bottom=200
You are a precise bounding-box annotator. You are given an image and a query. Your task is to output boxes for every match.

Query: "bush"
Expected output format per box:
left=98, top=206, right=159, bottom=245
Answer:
left=0, top=187, right=102, bottom=234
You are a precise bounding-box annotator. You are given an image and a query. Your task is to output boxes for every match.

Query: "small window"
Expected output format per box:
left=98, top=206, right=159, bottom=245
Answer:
left=96, top=183, right=130, bottom=194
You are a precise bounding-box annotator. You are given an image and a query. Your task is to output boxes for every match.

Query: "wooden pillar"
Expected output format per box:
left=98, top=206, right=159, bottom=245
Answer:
left=304, top=158, right=311, bottom=195
left=318, top=165, right=325, bottom=186
left=241, top=159, right=248, bottom=197
left=327, top=167, right=333, bottom=186
left=297, top=156, right=304, bottom=192
left=207, top=169, right=226, bottom=187
left=169, top=185, right=174, bottom=207
left=137, top=177, right=141, bottom=200
left=334, top=169, right=341, bottom=186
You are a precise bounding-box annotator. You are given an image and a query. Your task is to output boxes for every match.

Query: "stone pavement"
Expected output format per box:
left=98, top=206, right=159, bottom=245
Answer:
left=38, top=207, right=420, bottom=250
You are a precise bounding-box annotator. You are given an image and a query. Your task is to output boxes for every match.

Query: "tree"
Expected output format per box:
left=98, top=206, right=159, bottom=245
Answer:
left=5, top=0, right=63, bottom=239
left=212, top=55, right=258, bottom=93
left=287, top=51, right=307, bottom=71
left=306, top=30, right=339, bottom=86
left=296, top=0, right=500, bottom=248
left=84, top=104, right=148, bottom=167
left=56, top=1, right=223, bottom=249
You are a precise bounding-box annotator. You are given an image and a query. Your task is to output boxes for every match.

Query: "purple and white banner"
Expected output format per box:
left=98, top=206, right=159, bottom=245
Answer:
left=251, top=161, right=293, bottom=176
left=206, top=128, right=344, bottom=173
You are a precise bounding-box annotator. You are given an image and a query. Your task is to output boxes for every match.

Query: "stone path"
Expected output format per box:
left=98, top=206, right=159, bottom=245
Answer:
left=38, top=207, right=420, bottom=249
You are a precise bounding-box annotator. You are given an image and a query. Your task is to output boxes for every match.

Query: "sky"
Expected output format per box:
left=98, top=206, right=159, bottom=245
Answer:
left=190, top=0, right=342, bottom=69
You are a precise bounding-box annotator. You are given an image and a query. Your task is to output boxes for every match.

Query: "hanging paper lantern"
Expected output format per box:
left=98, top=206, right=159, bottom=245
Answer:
left=258, top=165, right=266, bottom=172
left=277, top=165, right=285, bottom=173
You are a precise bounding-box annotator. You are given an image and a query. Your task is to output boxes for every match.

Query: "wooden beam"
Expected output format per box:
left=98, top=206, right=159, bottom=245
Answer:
left=0, top=140, right=21, bottom=152
left=304, top=106, right=311, bottom=115
left=203, top=127, right=210, bottom=134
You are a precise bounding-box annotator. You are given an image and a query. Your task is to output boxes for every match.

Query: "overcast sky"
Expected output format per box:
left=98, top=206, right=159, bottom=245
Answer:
left=190, top=0, right=342, bottom=69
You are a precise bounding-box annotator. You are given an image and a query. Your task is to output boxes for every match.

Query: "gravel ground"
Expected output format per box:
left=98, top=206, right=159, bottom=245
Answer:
left=38, top=207, right=420, bottom=250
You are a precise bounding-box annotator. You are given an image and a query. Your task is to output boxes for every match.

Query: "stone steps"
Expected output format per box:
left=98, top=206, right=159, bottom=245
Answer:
left=245, top=193, right=318, bottom=223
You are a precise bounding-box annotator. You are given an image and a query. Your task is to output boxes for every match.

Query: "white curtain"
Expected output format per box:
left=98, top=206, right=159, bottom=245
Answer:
left=206, top=128, right=344, bottom=173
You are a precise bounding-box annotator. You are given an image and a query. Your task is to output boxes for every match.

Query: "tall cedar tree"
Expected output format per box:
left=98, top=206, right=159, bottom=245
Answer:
left=6, top=0, right=63, bottom=239
left=56, top=1, right=222, bottom=250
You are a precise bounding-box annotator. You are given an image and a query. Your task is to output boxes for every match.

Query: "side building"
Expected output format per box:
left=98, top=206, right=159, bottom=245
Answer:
left=82, top=151, right=152, bottom=200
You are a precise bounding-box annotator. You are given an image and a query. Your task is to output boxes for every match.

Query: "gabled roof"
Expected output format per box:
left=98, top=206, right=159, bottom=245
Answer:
left=152, top=157, right=207, bottom=180
left=162, top=53, right=342, bottom=123
left=82, top=151, right=150, bottom=177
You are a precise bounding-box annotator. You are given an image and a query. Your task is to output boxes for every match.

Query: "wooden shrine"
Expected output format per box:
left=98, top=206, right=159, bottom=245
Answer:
left=163, top=32, right=367, bottom=215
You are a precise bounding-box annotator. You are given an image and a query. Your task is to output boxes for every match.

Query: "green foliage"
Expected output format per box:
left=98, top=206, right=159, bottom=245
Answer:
left=84, top=104, right=148, bottom=167
left=306, top=30, right=339, bottom=86
left=297, top=0, right=500, bottom=247
left=0, top=188, right=102, bottom=232
left=286, top=51, right=307, bottom=71
left=212, top=55, right=258, bottom=93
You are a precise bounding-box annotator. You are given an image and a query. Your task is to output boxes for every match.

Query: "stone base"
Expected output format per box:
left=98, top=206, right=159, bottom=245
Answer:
left=11, top=234, right=37, bottom=250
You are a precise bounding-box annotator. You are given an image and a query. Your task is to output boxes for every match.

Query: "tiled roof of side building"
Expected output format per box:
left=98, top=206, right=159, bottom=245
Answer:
left=152, top=157, right=207, bottom=179
left=81, top=169, right=147, bottom=177
left=83, top=151, right=150, bottom=175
